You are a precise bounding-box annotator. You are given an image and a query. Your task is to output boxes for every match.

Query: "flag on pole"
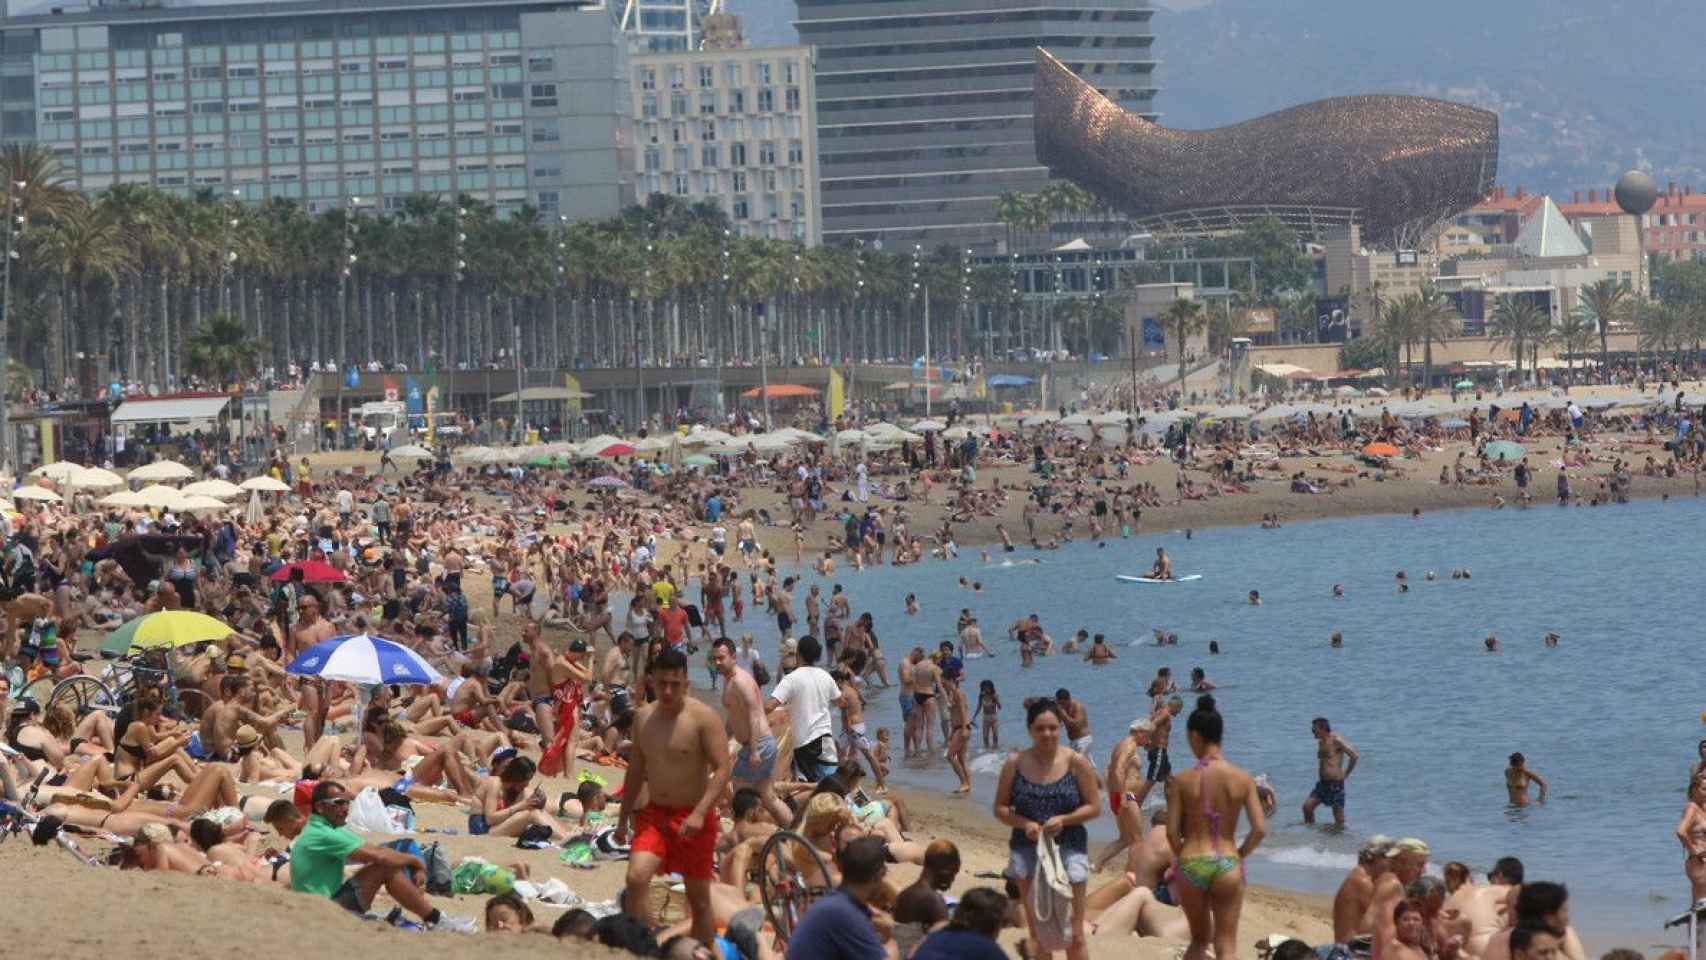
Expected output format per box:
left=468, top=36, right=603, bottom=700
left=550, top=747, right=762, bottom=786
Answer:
left=828, top=368, right=845, bottom=419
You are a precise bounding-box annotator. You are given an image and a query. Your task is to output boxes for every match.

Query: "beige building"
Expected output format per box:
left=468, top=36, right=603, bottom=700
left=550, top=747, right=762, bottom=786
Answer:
left=629, top=43, right=821, bottom=243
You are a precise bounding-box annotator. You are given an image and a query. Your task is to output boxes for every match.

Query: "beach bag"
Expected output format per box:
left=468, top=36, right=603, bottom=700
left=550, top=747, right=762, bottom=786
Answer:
left=1030, top=834, right=1074, bottom=952
left=452, top=856, right=516, bottom=895
left=383, top=838, right=427, bottom=888
left=422, top=841, right=453, bottom=895
left=346, top=786, right=410, bottom=834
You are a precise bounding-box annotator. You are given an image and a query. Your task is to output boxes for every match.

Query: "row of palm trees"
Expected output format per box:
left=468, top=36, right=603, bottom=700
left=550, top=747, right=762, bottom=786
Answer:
left=5, top=144, right=1144, bottom=394
left=1358, top=278, right=1660, bottom=387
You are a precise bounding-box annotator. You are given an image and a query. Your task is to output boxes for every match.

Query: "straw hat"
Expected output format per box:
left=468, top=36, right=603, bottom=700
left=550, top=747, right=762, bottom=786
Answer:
left=235, top=725, right=261, bottom=750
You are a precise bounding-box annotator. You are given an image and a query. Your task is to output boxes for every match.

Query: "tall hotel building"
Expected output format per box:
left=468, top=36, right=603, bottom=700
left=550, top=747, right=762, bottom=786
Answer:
left=0, top=0, right=631, bottom=220
left=795, top=0, right=1159, bottom=249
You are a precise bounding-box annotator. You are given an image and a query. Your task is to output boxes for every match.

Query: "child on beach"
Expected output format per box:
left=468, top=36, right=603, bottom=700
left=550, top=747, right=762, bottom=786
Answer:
left=872, top=728, right=892, bottom=781
left=973, top=679, right=1001, bottom=749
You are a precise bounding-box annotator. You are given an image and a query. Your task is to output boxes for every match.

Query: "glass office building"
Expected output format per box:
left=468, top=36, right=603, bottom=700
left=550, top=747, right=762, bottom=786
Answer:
left=796, top=0, right=1159, bottom=249
left=0, top=0, right=632, bottom=220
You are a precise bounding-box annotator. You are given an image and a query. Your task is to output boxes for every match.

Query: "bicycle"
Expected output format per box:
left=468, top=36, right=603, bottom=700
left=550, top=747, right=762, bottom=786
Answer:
left=754, top=830, right=832, bottom=947
left=0, top=769, right=105, bottom=866
left=47, top=648, right=211, bottom=721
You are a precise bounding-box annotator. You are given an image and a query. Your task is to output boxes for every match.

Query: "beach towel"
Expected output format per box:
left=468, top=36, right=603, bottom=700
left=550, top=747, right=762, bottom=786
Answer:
left=1029, top=833, right=1074, bottom=952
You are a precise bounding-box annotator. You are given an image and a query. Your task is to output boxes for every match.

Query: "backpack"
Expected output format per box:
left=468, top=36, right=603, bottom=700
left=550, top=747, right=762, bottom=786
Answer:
left=422, top=841, right=453, bottom=895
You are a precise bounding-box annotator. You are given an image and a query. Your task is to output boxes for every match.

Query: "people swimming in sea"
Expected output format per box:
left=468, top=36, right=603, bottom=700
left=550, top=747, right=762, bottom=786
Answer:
left=1543, top=632, right=1560, bottom=648
left=1330, top=632, right=1343, bottom=648
left=1247, top=590, right=1261, bottom=606
left=1484, top=634, right=1499, bottom=653
left=1189, top=667, right=1216, bottom=692
left=1332, top=584, right=1345, bottom=598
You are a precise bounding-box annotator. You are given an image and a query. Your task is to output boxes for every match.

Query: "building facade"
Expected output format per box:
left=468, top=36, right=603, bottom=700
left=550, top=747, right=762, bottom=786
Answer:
left=1560, top=181, right=1706, bottom=265
left=630, top=44, right=820, bottom=243
left=796, top=0, right=1159, bottom=250
left=0, top=0, right=631, bottom=220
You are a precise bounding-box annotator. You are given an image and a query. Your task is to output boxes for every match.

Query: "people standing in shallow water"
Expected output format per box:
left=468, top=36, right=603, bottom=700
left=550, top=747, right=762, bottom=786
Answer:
left=1505, top=752, right=1548, bottom=806
left=1303, top=716, right=1358, bottom=828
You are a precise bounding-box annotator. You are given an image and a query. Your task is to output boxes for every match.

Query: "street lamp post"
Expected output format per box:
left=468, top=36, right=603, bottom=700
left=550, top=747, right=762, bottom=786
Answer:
left=718, top=229, right=731, bottom=415
left=220, top=187, right=240, bottom=317
left=334, top=196, right=358, bottom=449
left=0, top=178, right=23, bottom=474
left=448, top=203, right=466, bottom=426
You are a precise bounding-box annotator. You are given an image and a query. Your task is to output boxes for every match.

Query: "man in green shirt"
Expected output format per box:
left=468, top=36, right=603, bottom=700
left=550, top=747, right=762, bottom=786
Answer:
left=290, top=780, right=474, bottom=932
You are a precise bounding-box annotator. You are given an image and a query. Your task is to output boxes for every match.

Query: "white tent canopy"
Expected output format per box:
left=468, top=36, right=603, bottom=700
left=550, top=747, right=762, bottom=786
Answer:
left=110, top=395, right=232, bottom=424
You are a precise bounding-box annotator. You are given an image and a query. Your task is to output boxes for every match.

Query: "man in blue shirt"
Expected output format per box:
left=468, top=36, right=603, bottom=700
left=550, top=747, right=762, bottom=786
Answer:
left=911, top=887, right=1010, bottom=960
left=785, top=836, right=896, bottom=960
left=705, top=493, right=722, bottom=523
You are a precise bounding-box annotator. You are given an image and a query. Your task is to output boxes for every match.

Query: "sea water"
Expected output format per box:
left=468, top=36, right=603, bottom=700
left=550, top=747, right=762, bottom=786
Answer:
left=770, top=497, right=1706, bottom=941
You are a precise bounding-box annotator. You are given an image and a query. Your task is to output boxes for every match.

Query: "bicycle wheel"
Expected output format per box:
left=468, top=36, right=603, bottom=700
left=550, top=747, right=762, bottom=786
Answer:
left=20, top=675, right=55, bottom=708
left=170, top=687, right=212, bottom=722
left=47, top=675, right=118, bottom=715
left=757, top=830, right=830, bottom=945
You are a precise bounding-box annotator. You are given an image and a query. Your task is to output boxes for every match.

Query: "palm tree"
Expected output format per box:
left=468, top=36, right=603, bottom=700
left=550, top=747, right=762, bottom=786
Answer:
left=1285, top=290, right=1318, bottom=344
left=1374, top=295, right=1418, bottom=388
left=1554, top=305, right=1598, bottom=382
left=33, top=195, right=131, bottom=384
left=1160, top=297, right=1206, bottom=388
left=1488, top=295, right=1548, bottom=383
left=1576, top=277, right=1628, bottom=374
left=1410, top=285, right=1459, bottom=392
left=1638, top=301, right=1684, bottom=369
left=185, top=312, right=262, bottom=382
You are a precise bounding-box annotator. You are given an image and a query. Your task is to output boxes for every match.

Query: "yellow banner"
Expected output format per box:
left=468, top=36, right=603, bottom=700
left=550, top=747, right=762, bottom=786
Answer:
left=425, top=386, right=439, bottom=444
left=971, top=375, right=988, bottom=400
left=827, top=368, right=845, bottom=419
left=38, top=420, right=53, bottom=461
left=565, top=373, right=584, bottom=414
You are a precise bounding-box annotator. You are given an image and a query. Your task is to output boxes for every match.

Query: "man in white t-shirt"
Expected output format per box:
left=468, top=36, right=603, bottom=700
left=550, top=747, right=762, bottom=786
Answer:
left=710, top=523, right=728, bottom=559
left=335, top=487, right=354, bottom=523
left=765, top=635, right=841, bottom=781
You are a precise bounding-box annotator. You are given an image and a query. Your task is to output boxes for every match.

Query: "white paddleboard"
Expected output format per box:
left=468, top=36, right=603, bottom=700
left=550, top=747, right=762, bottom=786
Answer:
left=1116, top=574, right=1203, bottom=584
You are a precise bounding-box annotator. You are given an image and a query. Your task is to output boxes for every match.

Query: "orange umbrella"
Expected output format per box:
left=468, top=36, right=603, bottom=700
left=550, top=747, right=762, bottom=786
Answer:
left=1362, top=442, right=1400, bottom=457
left=741, top=384, right=820, bottom=399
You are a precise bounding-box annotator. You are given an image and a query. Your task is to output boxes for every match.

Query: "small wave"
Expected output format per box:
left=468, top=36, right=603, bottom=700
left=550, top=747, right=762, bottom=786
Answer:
left=969, top=752, right=1009, bottom=775
left=1253, top=844, right=1359, bottom=871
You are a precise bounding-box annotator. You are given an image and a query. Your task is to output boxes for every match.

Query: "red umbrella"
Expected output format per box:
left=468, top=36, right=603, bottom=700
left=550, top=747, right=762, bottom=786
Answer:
left=595, top=443, right=636, bottom=458
left=269, top=560, right=349, bottom=583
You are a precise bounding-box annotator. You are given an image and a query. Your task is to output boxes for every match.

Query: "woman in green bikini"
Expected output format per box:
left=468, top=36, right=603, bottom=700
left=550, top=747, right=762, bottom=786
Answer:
left=1163, top=695, right=1266, bottom=960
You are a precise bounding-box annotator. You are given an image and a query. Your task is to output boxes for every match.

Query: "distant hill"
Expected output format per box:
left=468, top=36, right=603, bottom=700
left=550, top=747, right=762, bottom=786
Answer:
left=733, top=0, right=1704, bottom=194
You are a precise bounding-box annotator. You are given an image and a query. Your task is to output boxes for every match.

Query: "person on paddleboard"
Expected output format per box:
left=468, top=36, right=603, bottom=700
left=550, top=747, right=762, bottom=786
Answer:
left=1150, top=547, right=1174, bottom=581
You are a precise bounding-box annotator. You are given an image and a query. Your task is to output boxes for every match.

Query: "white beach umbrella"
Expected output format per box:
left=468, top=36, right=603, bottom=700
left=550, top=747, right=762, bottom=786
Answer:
left=178, top=494, right=230, bottom=513
left=182, top=478, right=244, bottom=499
left=98, top=489, right=149, bottom=508
left=239, top=475, right=291, bottom=493
left=10, top=484, right=61, bottom=502
left=910, top=419, right=946, bottom=432
left=29, top=461, right=86, bottom=483
left=681, top=428, right=733, bottom=446
left=942, top=426, right=973, bottom=440
left=129, top=459, right=195, bottom=482
left=136, top=484, right=188, bottom=509
left=388, top=444, right=433, bottom=458
left=454, top=445, right=494, bottom=461
left=835, top=428, right=870, bottom=445
left=75, top=467, right=125, bottom=489
left=1091, top=411, right=1132, bottom=426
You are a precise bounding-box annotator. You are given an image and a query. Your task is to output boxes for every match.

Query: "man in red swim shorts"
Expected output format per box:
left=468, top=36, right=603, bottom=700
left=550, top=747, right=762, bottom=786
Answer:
left=615, top=648, right=731, bottom=945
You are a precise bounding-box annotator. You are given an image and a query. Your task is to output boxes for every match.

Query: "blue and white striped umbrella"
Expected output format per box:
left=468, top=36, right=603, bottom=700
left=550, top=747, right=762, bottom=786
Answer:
left=285, top=633, right=442, bottom=686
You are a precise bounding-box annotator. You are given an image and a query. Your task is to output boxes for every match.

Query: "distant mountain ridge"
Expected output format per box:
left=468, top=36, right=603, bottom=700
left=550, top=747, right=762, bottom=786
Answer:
left=729, top=0, right=1703, bottom=195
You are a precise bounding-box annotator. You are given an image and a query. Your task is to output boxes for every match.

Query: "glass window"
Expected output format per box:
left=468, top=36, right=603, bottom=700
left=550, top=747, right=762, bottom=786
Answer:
left=641, top=94, right=657, bottom=119
left=757, top=88, right=773, bottom=112
left=700, top=144, right=718, bottom=167
left=787, top=140, right=802, bottom=164
left=724, top=63, right=740, bottom=86
left=669, top=65, right=685, bottom=90
left=730, top=142, right=746, bottom=166
left=698, top=64, right=715, bottom=89
left=699, top=91, right=716, bottom=115
left=529, top=83, right=557, bottom=108
left=729, top=89, right=744, bottom=112
left=701, top=120, right=715, bottom=141
left=528, top=55, right=554, bottom=74
left=755, top=62, right=770, bottom=84
left=783, top=60, right=796, bottom=84
left=785, top=87, right=799, bottom=111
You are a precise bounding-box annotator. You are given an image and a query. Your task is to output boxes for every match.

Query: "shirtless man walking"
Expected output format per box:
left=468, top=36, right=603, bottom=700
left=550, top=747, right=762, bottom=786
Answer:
left=615, top=648, right=732, bottom=947
left=713, top=638, right=790, bottom=825
left=1303, top=716, right=1359, bottom=827
left=293, top=592, right=337, bottom=749
left=897, top=648, right=919, bottom=757
left=1056, top=687, right=1093, bottom=763
left=1094, top=717, right=1150, bottom=871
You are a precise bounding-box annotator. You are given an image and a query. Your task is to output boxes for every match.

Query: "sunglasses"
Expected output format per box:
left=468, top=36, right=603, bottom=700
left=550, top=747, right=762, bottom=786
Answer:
left=318, top=796, right=351, bottom=808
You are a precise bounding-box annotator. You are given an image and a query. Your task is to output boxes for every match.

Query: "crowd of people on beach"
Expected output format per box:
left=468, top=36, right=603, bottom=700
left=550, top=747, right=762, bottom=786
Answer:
left=1, top=381, right=1703, bottom=959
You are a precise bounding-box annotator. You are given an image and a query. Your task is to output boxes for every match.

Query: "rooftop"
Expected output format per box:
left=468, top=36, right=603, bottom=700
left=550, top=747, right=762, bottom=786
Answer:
left=1, top=0, right=592, bottom=28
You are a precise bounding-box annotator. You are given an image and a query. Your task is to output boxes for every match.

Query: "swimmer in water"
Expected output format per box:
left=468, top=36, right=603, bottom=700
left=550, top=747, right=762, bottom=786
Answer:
left=1424, top=570, right=1437, bottom=581
left=1330, top=631, right=1343, bottom=648
left=1332, top=584, right=1345, bottom=598
left=1543, top=632, right=1560, bottom=648
left=1504, top=752, right=1548, bottom=805
left=1189, top=667, right=1215, bottom=692
left=1084, top=634, right=1117, bottom=665
left=1484, top=634, right=1499, bottom=652
left=1061, top=629, right=1086, bottom=655
left=972, top=581, right=983, bottom=594
left=1150, top=547, right=1173, bottom=580
left=905, top=594, right=919, bottom=616
left=1208, top=641, right=1221, bottom=655
left=1395, top=571, right=1409, bottom=594
left=1247, top=589, right=1261, bottom=606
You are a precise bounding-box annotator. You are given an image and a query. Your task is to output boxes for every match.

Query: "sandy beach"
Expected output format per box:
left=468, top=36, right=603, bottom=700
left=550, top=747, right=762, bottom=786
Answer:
left=6, top=383, right=1695, bottom=958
